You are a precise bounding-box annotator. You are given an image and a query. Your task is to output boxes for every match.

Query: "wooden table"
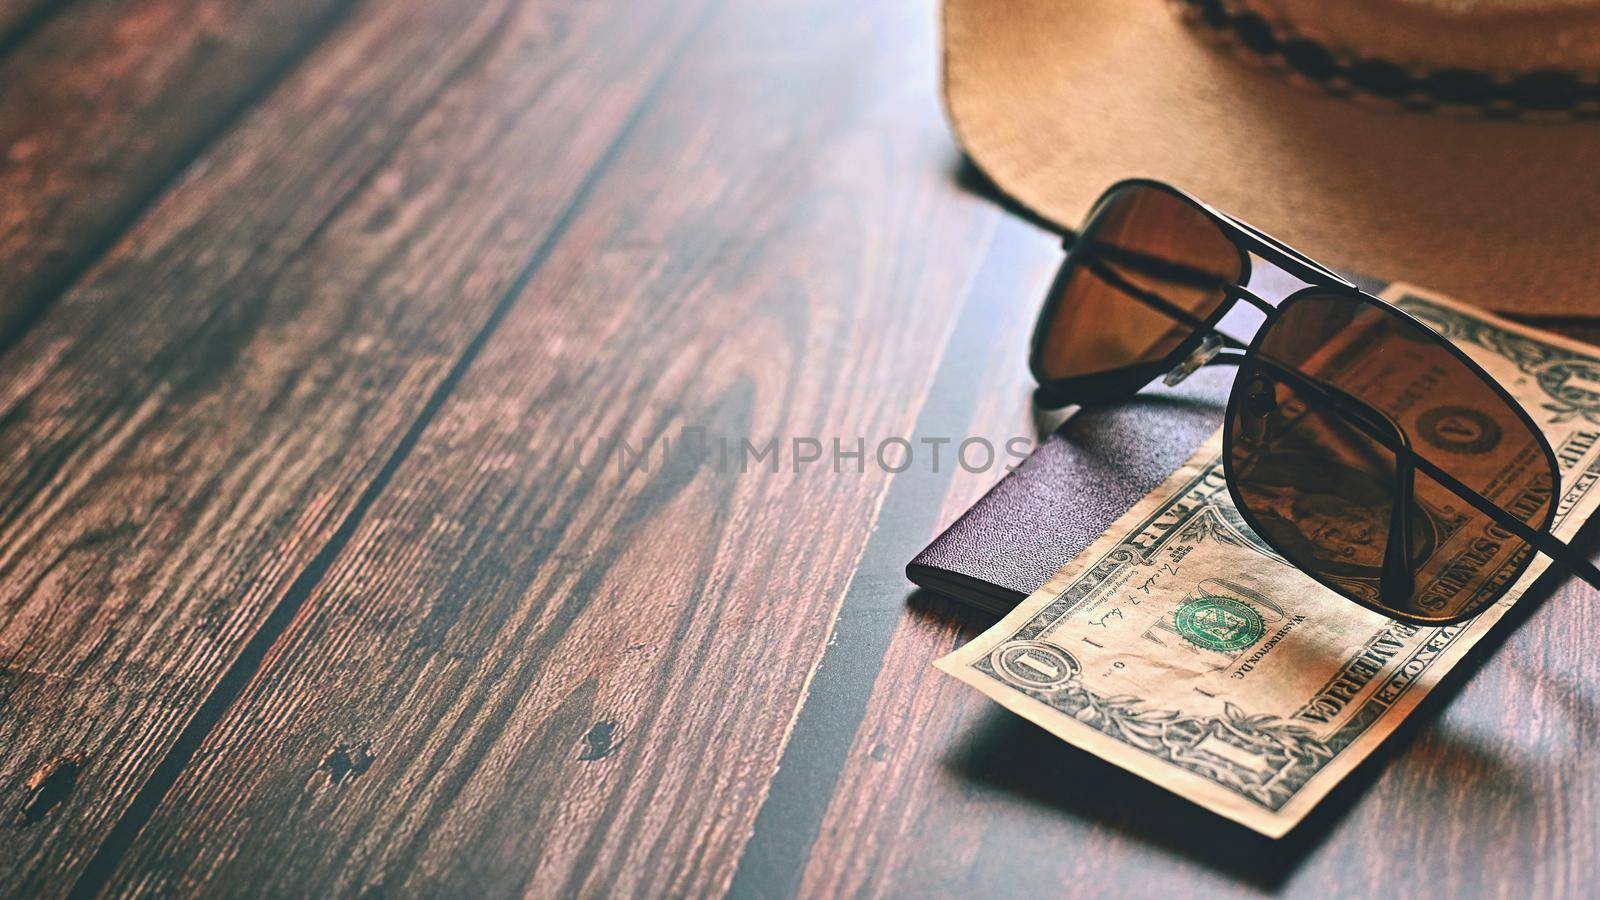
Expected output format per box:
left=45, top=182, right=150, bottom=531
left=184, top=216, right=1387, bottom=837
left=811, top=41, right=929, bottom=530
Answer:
left=3, top=0, right=1597, bottom=896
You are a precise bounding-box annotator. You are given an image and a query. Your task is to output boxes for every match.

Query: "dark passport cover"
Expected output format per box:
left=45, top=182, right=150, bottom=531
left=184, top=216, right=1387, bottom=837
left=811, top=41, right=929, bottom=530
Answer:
left=906, top=271, right=1391, bottom=613
left=906, top=366, right=1235, bottom=614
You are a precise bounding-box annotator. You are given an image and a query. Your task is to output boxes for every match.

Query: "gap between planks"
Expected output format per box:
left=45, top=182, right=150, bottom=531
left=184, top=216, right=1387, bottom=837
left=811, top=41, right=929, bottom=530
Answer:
left=61, top=2, right=725, bottom=895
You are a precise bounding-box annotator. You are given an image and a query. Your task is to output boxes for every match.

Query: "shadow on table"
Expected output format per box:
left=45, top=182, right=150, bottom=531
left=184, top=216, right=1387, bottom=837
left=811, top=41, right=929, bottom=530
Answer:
left=952, top=156, right=1063, bottom=238
left=907, top=540, right=1590, bottom=893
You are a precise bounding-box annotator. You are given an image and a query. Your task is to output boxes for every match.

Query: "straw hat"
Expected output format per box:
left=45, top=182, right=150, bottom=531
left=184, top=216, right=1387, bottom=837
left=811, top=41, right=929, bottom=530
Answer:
left=944, top=0, right=1600, bottom=314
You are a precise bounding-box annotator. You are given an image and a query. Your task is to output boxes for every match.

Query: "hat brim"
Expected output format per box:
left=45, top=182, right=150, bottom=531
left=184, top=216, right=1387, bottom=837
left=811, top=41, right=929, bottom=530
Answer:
left=944, top=0, right=1600, bottom=315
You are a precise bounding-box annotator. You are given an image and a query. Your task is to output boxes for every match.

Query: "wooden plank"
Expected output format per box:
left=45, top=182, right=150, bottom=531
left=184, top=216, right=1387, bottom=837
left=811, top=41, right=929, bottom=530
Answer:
left=724, top=211, right=1057, bottom=898
left=791, top=325, right=1600, bottom=895
left=0, top=0, right=354, bottom=346
left=0, top=0, right=709, bottom=893
left=720, top=213, right=1056, bottom=899
left=94, top=0, right=1003, bottom=894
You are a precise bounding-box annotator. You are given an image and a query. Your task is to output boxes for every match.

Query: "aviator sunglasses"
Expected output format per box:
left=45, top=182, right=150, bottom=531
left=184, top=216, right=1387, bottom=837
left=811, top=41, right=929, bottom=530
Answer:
left=1030, top=179, right=1600, bottom=625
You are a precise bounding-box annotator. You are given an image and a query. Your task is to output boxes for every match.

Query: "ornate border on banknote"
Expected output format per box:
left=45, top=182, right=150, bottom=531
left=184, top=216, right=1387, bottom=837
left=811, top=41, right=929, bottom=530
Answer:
left=936, top=285, right=1600, bottom=836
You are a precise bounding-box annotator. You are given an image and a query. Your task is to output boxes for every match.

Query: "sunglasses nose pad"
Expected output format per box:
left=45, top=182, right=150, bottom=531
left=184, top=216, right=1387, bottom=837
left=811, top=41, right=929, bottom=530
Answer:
left=1162, top=334, right=1224, bottom=387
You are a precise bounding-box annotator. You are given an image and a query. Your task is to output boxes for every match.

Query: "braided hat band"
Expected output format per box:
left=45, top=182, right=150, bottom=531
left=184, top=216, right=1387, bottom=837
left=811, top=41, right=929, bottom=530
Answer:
left=1177, top=0, right=1600, bottom=118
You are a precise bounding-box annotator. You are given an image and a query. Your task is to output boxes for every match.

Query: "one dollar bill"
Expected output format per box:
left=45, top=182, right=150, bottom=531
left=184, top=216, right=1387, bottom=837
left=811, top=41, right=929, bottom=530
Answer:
left=936, top=284, right=1600, bottom=836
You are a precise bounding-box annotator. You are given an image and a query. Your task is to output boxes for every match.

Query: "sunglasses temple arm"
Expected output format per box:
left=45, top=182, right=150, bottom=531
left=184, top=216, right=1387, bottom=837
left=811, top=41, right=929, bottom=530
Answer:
left=1088, top=250, right=1599, bottom=590
left=1237, top=356, right=1419, bottom=597
left=1385, top=432, right=1420, bottom=601
left=1248, top=354, right=1600, bottom=592
left=1406, top=449, right=1600, bottom=591
left=1082, top=257, right=1253, bottom=350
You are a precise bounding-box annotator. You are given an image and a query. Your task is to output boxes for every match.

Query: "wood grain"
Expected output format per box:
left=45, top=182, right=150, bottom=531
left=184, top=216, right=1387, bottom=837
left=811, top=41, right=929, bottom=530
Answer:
left=0, top=0, right=712, bottom=892
left=92, top=0, right=1004, bottom=894
left=726, top=210, right=1057, bottom=899
left=0, top=0, right=365, bottom=347
left=5, top=0, right=1597, bottom=894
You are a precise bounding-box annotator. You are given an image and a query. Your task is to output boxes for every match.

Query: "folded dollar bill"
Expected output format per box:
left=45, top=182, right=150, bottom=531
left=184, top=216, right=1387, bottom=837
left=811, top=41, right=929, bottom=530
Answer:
left=936, top=284, right=1600, bottom=836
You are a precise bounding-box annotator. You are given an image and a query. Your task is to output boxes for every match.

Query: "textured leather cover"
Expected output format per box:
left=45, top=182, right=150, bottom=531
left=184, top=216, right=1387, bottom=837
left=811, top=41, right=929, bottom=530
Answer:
left=907, top=367, right=1235, bottom=613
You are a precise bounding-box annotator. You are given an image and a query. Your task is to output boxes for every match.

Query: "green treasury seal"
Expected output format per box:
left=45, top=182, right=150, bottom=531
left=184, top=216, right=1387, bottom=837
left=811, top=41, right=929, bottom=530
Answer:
left=1174, top=595, right=1266, bottom=653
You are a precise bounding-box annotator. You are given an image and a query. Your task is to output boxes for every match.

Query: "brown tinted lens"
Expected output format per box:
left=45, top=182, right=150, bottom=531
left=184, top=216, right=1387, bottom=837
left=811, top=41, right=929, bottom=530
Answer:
left=1037, top=184, right=1243, bottom=381
left=1227, top=292, right=1555, bottom=623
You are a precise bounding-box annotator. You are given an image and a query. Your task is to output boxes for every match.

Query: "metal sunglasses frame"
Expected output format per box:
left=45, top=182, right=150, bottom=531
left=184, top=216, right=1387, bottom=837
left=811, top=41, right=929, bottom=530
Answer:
left=1028, top=178, right=1600, bottom=625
